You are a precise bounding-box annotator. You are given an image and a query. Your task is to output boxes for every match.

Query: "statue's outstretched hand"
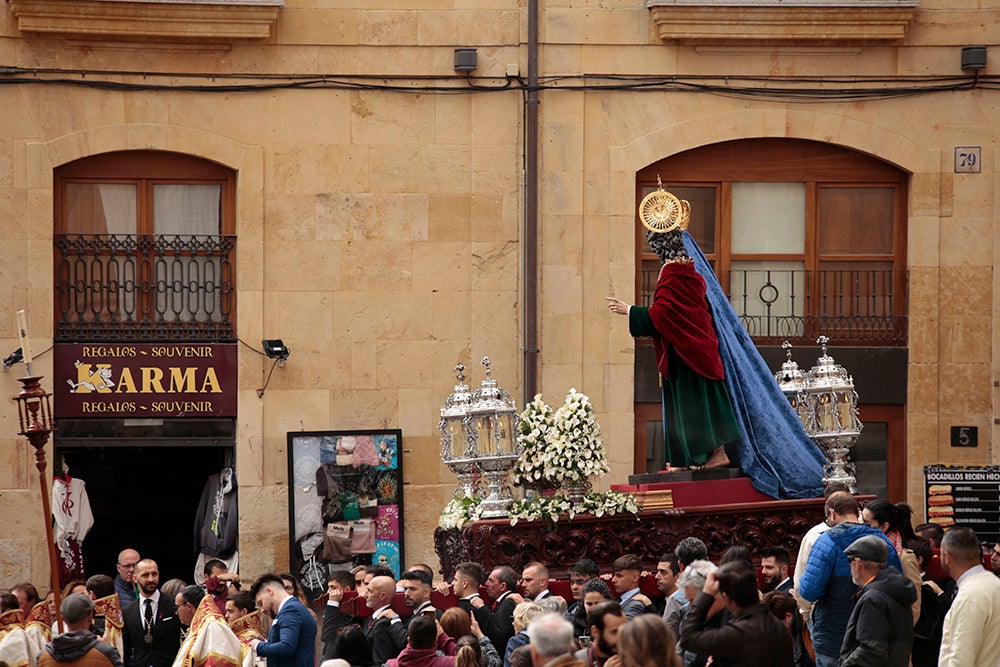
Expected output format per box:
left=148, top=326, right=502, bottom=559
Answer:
left=606, top=296, right=629, bottom=316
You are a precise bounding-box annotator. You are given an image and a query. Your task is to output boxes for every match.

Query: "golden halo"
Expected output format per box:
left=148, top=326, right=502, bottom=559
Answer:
left=639, top=189, right=689, bottom=233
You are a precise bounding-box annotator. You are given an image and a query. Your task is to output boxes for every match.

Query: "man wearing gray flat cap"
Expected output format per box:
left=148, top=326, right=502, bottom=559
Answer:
left=838, top=535, right=916, bottom=667
left=37, top=593, right=124, bottom=667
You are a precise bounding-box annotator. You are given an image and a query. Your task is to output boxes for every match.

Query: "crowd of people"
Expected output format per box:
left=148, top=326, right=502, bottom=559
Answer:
left=2, top=488, right=1000, bottom=667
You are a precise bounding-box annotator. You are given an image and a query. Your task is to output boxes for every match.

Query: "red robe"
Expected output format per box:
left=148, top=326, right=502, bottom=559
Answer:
left=644, top=262, right=725, bottom=381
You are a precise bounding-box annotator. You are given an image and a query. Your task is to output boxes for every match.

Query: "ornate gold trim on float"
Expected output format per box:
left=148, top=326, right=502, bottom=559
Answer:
left=646, top=0, right=918, bottom=45
left=9, top=0, right=282, bottom=41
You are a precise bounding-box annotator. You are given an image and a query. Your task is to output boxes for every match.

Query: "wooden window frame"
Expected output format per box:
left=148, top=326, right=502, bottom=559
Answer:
left=54, top=150, right=237, bottom=342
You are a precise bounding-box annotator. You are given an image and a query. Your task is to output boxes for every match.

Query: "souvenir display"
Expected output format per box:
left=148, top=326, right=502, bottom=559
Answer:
left=287, top=430, right=404, bottom=600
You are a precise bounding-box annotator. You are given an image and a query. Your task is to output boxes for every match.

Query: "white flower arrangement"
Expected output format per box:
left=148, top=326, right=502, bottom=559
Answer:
left=509, top=393, right=556, bottom=487
left=547, top=388, right=611, bottom=485
left=508, top=493, right=576, bottom=525
left=506, top=490, right=639, bottom=526
left=578, top=490, right=639, bottom=518
left=438, top=495, right=485, bottom=530
left=509, top=389, right=610, bottom=488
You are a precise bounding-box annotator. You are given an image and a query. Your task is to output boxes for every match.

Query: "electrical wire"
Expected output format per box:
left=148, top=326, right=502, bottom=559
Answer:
left=0, top=66, right=996, bottom=103
left=256, top=358, right=279, bottom=398
left=238, top=338, right=266, bottom=356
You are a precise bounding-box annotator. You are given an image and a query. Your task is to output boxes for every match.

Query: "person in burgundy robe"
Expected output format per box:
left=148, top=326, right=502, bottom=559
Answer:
left=608, top=229, right=740, bottom=469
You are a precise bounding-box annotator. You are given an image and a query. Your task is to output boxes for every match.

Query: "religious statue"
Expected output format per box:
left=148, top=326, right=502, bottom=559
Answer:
left=608, top=183, right=826, bottom=499
left=608, top=227, right=739, bottom=470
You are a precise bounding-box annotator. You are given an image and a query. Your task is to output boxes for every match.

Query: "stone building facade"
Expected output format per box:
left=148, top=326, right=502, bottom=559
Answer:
left=0, top=0, right=996, bottom=585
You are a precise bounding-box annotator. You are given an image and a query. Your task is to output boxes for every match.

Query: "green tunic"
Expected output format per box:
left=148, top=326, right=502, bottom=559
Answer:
left=630, top=306, right=741, bottom=468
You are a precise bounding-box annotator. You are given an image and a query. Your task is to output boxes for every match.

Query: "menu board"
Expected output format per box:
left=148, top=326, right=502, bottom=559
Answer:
left=924, top=465, right=1000, bottom=543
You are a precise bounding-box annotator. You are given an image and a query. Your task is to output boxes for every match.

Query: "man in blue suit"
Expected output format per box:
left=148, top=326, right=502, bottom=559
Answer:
left=250, top=573, right=317, bottom=667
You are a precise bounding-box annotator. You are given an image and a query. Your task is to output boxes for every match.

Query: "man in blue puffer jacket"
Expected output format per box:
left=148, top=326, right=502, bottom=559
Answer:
left=798, top=491, right=901, bottom=667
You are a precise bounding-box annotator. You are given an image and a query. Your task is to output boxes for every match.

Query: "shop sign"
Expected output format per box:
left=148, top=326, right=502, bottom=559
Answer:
left=54, top=343, right=238, bottom=418
left=924, top=464, right=1000, bottom=543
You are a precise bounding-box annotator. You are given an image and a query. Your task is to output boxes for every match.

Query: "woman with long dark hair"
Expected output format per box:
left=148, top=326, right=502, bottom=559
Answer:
left=862, top=499, right=922, bottom=622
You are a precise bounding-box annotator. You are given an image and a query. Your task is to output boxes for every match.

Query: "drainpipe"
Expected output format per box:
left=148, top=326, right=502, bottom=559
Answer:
left=522, top=0, right=539, bottom=405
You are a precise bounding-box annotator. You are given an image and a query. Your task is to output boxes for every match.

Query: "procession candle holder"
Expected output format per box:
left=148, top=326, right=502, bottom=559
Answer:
left=467, top=357, right=521, bottom=518
left=774, top=340, right=811, bottom=424
left=438, top=363, right=481, bottom=498
left=800, top=336, right=862, bottom=492
left=13, top=374, right=63, bottom=629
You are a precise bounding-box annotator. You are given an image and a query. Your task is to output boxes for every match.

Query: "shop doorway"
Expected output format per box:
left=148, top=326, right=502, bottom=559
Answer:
left=54, top=444, right=233, bottom=584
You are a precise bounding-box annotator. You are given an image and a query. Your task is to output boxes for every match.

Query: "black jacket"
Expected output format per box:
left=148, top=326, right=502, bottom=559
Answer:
left=680, top=593, right=792, bottom=667
left=122, top=595, right=181, bottom=667
left=839, top=566, right=916, bottom=667
left=320, top=603, right=360, bottom=661
left=472, top=594, right=516, bottom=655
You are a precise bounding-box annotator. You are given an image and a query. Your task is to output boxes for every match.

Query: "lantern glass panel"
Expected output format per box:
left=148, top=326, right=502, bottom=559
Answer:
left=444, top=418, right=466, bottom=458
left=836, top=392, right=854, bottom=429
left=495, top=413, right=515, bottom=454
left=474, top=413, right=496, bottom=456
left=817, top=392, right=837, bottom=432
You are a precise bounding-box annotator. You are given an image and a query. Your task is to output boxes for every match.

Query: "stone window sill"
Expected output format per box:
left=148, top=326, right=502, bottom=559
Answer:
left=646, top=0, right=918, bottom=44
left=9, top=0, right=283, bottom=41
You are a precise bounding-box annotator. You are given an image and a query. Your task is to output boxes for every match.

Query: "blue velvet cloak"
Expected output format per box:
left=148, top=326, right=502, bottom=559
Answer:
left=683, top=231, right=825, bottom=499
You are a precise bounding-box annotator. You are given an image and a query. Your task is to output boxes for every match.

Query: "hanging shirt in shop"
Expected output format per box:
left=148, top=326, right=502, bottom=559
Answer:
left=52, top=475, right=95, bottom=585
left=194, top=468, right=239, bottom=558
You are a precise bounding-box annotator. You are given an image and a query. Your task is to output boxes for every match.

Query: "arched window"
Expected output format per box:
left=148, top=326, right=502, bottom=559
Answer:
left=54, top=151, right=236, bottom=342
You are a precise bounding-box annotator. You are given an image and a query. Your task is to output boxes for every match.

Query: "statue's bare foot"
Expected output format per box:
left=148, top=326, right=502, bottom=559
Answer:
left=702, top=447, right=730, bottom=469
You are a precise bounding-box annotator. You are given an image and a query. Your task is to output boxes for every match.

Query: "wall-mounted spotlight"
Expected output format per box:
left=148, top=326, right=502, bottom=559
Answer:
left=262, top=339, right=290, bottom=366
left=2, top=348, right=23, bottom=372
left=962, top=46, right=987, bottom=71
left=454, top=48, right=478, bottom=73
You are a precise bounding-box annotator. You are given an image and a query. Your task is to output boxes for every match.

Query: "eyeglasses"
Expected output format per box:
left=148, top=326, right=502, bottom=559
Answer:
left=846, top=556, right=858, bottom=562
left=355, top=579, right=365, bottom=585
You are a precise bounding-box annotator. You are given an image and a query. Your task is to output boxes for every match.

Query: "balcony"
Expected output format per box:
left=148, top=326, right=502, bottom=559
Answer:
left=55, top=234, right=236, bottom=343
left=640, top=267, right=908, bottom=345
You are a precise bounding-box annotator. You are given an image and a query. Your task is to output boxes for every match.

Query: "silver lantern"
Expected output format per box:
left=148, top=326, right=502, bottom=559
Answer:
left=775, top=340, right=810, bottom=424
left=800, top=336, right=862, bottom=491
left=438, top=363, right=480, bottom=498
left=466, top=357, right=521, bottom=518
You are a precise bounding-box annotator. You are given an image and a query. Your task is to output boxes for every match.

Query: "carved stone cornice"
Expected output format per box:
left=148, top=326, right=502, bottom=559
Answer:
left=646, top=0, right=918, bottom=45
left=9, top=0, right=282, bottom=41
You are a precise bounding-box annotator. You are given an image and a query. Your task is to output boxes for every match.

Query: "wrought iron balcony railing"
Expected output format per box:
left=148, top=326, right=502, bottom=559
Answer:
left=55, top=234, right=236, bottom=342
left=640, top=267, right=908, bottom=344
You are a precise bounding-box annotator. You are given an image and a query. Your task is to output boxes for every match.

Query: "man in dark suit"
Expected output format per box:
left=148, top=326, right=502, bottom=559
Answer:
left=478, top=566, right=520, bottom=653
left=760, top=548, right=793, bottom=595
left=520, top=563, right=552, bottom=602
left=122, top=559, right=181, bottom=667
left=453, top=561, right=487, bottom=619
left=250, top=573, right=317, bottom=667
left=363, top=575, right=407, bottom=664
left=321, top=571, right=358, bottom=661
left=400, top=570, right=440, bottom=619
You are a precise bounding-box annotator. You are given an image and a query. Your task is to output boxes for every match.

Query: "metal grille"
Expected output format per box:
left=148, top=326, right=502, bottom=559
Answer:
left=55, top=234, right=236, bottom=342
left=640, top=267, right=908, bottom=344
